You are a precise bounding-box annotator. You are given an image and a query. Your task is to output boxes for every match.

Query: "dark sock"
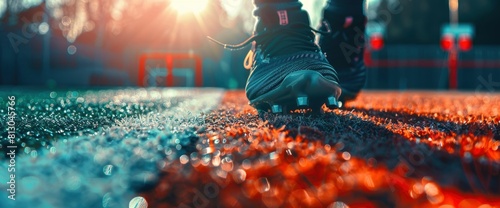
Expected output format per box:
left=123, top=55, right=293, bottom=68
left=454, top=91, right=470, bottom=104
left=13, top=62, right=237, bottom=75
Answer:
left=253, top=0, right=302, bottom=12
left=250, top=0, right=316, bottom=56
left=326, top=0, right=364, bottom=16
left=252, top=0, right=308, bottom=34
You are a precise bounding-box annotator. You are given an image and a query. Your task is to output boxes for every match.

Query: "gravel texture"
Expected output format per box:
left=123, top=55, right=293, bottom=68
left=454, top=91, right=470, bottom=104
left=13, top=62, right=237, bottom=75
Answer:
left=0, top=88, right=224, bottom=208
left=142, top=91, right=500, bottom=208
left=1, top=89, right=499, bottom=208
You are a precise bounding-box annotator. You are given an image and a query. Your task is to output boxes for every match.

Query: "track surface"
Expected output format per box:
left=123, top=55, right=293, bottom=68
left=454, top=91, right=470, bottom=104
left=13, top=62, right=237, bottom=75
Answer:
left=1, top=89, right=500, bottom=208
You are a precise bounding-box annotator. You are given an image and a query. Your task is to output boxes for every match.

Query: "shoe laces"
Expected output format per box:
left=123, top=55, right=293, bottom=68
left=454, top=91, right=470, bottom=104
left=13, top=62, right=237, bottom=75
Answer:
left=208, top=22, right=331, bottom=70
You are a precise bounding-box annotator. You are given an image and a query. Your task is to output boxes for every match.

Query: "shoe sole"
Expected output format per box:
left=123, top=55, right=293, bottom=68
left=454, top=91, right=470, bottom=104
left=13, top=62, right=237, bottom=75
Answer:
left=249, top=70, right=342, bottom=114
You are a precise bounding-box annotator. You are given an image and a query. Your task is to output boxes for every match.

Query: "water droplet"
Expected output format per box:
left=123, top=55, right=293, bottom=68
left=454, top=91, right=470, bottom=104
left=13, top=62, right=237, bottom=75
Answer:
left=341, top=152, right=351, bottom=160
left=103, top=165, right=114, bottom=176
left=67, top=45, right=77, bottom=55
left=39, top=22, right=49, bottom=34
left=77, top=97, right=85, bottom=103
left=233, top=169, right=246, bottom=183
left=424, top=183, right=439, bottom=196
left=212, top=156, right=221, bottom=166
left=180, top=155, right=189, bottom=164
left=412, top=182, right=424, bottom=196
left=129, top=196, right=148, bottom=208
left=102, top=193, right=113, bottom=208
left=62, top=16, right=72, bottom=26
left=425, top=182, right=444, bottom=204
left=221, top=157, right=233, bottom=171
left=201, top=154, right=211, bottom=166
left=255, top=177, right=270, bottom=193
left=269, top=152, right=278, bottom=160
left=165, top=148, right=173, bottom=155
left=50, top=147, right=57, bottom=154
left=328, top=201, right=349, bottom=208
left=24, top=147, right=32, bottom=154
left=30, top=150, right=38, bottom=158
left=242, top=159, right=251, bottom=169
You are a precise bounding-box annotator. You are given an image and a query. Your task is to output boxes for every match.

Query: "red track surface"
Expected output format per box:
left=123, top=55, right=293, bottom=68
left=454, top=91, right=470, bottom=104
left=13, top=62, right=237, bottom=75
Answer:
left=142, top=91, right=500, bottom=208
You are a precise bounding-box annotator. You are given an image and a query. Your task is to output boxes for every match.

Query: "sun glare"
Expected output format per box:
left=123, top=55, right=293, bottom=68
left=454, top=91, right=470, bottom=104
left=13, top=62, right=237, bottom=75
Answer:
left=170, top=0, right=209, bottom=14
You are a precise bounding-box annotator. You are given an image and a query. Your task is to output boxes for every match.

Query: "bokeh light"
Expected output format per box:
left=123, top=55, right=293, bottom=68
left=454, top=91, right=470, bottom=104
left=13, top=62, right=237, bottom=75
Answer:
left=38, top=22, right=50, bottom=34
left=170, top=0, right=209, bottom=14
left=67, top=45, right=77, bottom=55
left=0, top=0, right=6, bottom=18
left=129, top=196, right=148, bottom=208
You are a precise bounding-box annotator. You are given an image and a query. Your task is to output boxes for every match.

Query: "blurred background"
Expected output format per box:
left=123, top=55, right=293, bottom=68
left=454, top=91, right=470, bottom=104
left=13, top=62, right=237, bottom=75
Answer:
left=0, top=0, right=499, bottom=90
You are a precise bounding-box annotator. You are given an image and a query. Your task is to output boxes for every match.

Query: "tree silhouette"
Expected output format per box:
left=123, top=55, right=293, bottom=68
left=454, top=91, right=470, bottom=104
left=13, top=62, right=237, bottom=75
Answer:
left=376, top=0, right=500, bottom=45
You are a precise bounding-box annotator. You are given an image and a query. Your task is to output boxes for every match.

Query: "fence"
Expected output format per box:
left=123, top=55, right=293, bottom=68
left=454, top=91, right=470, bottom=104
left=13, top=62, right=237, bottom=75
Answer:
left=365, top=45, right=500, bottom=90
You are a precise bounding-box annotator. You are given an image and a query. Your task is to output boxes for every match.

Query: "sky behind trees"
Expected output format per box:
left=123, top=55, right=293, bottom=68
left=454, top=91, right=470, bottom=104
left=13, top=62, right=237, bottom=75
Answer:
left=1, top=0, right=498, bottom=45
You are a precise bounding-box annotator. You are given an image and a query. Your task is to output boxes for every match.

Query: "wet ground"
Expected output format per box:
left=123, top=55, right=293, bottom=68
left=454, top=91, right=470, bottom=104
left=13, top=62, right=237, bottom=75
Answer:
left=0, top=89, right=499, bottom=208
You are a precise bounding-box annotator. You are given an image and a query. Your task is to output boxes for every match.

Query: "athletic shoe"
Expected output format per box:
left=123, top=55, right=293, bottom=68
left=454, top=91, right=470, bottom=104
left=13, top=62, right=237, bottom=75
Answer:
left=318, top=13, right=367, bottom=103
left=210, top=3, right=341, bottom=113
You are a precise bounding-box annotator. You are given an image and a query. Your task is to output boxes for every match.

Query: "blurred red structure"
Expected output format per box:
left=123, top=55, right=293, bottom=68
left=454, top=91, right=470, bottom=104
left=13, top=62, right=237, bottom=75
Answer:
left=458, top=35, right=473, bottom=51
left=448, top=50, right=458, bottom=89
left=369, top=33, right=384, bottom=51
left=138, top=53, right=203, bottom=87
left=440, top=35, right=455, bottom=51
